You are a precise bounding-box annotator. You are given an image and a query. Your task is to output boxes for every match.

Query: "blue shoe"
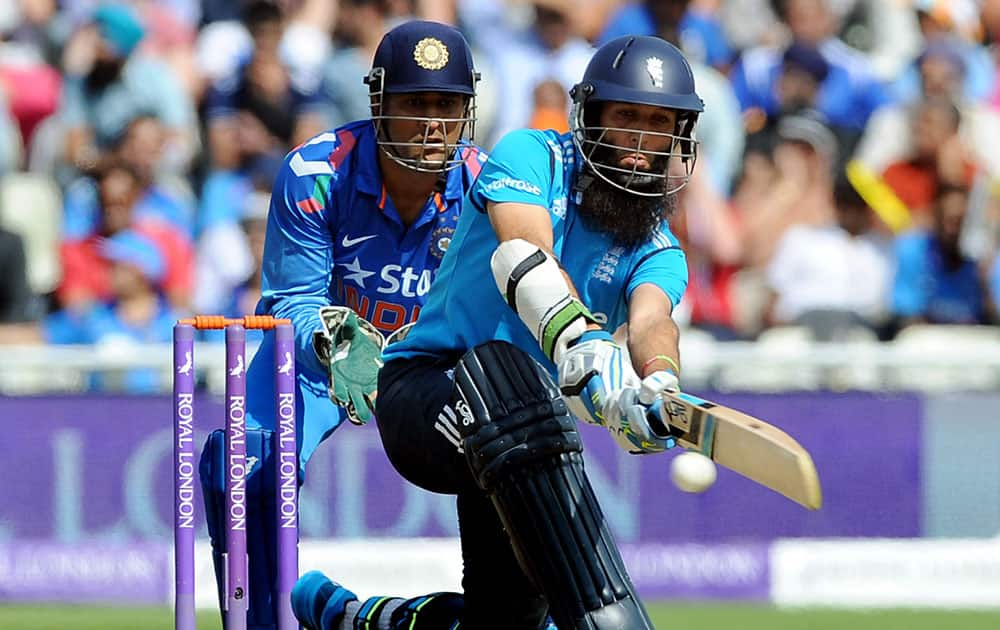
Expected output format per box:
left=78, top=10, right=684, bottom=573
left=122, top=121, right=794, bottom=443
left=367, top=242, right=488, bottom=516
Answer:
left=291, top=570, right=357, bottom=629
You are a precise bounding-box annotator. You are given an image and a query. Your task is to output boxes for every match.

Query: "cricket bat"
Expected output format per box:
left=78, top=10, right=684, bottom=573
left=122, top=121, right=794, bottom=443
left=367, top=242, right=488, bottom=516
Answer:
left=652, top=391, right=822, bottom=510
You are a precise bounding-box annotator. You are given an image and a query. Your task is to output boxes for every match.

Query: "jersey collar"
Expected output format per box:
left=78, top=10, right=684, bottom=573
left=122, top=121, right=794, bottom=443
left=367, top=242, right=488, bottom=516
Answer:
left=441, top=142, right=480, bottom=202
left=353, top=121, right=384, bottom=198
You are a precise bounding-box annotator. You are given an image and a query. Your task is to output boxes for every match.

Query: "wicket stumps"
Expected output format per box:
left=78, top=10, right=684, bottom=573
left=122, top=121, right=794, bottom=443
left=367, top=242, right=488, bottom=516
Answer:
left=173, top=315, right=299, bottom=630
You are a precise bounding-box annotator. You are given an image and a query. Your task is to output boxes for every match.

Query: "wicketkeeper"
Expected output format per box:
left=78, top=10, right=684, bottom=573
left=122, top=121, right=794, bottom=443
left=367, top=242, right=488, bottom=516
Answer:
left=198, top=20, right=486, bottom=629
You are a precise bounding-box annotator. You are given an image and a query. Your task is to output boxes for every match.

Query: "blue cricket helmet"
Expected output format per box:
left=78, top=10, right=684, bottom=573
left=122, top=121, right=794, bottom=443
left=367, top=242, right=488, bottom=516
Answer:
left=366, top=20, right=477, bottom=95
left=570, top=36, right=703, bottom=196
left=365, top=20, right=479, bottom=172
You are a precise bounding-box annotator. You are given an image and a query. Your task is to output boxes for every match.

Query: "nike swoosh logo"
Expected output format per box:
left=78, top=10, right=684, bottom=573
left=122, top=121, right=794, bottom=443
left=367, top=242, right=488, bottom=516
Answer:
left=341, top=234, right=377, bottom=248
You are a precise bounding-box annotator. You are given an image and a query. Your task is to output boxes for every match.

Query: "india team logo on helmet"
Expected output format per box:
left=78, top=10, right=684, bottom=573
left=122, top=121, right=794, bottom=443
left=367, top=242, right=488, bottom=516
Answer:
left=365, top=20, right=479, bottom=173
left=413, top=37, right=449, bottom=70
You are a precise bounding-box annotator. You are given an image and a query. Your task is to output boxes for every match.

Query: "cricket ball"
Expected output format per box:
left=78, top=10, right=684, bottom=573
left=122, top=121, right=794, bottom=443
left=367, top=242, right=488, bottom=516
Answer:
left=670, top=451, right=717, bottom=493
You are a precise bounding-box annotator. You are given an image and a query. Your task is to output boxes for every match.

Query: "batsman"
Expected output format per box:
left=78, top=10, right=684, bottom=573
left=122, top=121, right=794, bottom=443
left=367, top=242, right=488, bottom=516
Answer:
left=197, top=20, right=487, bottom=629
left=293, top=35, right=704, bottom=629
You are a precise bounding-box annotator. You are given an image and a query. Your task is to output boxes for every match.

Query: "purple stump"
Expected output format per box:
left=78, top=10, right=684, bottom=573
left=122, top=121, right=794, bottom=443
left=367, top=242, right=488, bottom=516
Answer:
left=274, top=324, right=298, bottom=630
left=225, top=325, right=248, bottom=630
left=173, top=323, right=197, bottom=630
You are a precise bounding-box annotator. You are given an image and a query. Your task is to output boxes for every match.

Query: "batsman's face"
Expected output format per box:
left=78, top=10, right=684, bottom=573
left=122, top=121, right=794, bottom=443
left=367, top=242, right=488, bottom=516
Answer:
left=598, top=102, right=678, bottom=172
left=384, top=91, right=469, bottom=166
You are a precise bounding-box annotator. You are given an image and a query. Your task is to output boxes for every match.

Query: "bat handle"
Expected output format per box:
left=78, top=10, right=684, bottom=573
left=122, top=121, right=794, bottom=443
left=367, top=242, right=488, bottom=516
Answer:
left=645, top=399, right=677, bottom=440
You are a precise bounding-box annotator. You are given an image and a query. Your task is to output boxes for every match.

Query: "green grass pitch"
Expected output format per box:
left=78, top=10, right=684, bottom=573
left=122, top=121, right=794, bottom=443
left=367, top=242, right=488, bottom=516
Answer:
left=1, top=603, right=998, bottom=629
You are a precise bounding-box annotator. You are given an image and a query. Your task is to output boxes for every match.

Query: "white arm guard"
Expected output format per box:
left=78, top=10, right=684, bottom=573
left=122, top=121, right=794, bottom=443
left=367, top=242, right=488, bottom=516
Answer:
left=491, top=238, right=597, bottom=363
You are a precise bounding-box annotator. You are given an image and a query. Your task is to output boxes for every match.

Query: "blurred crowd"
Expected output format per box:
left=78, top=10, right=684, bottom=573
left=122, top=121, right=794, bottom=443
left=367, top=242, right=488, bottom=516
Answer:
left=0, top=0, right=999, bottom=375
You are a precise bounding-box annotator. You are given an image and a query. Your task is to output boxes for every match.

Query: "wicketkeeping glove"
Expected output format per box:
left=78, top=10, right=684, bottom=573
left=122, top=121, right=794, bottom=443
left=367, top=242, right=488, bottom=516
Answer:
left=312, top=306, right=386, bottom=425
left=608, top=370, right=680, bottom=454
left=557, top=330, right=640, bottom=426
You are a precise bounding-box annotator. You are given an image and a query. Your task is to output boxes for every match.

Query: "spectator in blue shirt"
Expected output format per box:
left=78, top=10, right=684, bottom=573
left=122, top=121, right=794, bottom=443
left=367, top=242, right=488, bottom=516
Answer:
left=892, top=184, right=987, bottom=326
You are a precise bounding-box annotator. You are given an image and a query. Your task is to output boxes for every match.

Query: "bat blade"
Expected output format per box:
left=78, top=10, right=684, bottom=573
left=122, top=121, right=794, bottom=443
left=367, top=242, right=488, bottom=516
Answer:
left=658, top=392, right=822, bottom=510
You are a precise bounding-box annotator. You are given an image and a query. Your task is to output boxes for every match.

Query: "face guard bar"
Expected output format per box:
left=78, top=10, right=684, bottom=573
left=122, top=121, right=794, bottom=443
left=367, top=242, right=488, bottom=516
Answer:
left=367, top=67, right=478, bottom=173
left=571, top=102, right=699, bottom=197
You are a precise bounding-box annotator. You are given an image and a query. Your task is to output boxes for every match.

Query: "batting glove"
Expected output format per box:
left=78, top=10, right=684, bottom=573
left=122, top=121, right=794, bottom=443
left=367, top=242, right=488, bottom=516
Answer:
left=313, top=306, right=386, bottom=425
left=557, top=330, right=640, bottom=426
left=607, top=370, right=680, bottom=454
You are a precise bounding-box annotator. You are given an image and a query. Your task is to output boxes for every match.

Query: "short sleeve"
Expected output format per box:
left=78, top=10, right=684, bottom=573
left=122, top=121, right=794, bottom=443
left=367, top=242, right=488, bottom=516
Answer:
left=469, top=129, right=554, bottom=212
left=626, top=245, right=688, bottom=310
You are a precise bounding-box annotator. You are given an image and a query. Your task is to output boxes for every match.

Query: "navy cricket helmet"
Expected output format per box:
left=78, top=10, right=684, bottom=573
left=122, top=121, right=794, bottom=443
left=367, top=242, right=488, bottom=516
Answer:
left=364, top=20, right=479, bottom=172
left=570, top=36, right=704, bottom=196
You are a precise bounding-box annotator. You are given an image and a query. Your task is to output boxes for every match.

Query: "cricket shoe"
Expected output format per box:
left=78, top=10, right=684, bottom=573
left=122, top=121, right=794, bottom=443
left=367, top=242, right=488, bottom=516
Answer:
left=291, top=570, right=358, bottom=629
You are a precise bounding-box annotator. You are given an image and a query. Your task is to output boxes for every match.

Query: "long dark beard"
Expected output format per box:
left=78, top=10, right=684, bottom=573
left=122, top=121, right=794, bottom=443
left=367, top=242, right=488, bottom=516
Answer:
left=577, top=146, right=677, bottom=247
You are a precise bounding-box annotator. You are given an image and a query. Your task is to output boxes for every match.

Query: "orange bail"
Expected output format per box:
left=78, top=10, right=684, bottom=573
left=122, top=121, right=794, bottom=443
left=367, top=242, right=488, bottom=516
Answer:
left=177, top=315, right=292, bottom=330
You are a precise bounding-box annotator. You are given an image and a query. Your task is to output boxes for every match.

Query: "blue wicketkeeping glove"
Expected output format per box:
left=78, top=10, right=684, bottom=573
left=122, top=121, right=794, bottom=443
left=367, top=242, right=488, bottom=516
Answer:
left=609, top=371, right=680, bottom=454
left=313, top=306, right=386, bottom=425
left=556, top=330, right=640, bottom=426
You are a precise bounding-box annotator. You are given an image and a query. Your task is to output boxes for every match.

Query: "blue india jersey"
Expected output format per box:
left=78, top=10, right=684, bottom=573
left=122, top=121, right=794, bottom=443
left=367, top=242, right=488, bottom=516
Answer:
left=243, top=119, right=486, bottom=465
left=384, top=129, right=688, bottom=376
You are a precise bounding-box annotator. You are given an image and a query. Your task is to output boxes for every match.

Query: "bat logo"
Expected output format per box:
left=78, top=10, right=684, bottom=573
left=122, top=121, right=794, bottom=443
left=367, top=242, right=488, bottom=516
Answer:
left=664, top=400, right=690, bottom=429
left=229, top=355, right=245, bottom=377
left=277, top=352, right=294, bottom=375
left=177, top=351, right=193, bottom=375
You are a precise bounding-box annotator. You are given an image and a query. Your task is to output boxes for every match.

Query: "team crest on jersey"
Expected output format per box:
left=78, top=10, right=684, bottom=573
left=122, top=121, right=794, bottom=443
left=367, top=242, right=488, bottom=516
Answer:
left=592, top=246, right=625, bottom=284
left=414, top=37, right=449, bottom=70
left=430, top=225, right=455, bottom=259
left=646, top=57, right=664, bottom=88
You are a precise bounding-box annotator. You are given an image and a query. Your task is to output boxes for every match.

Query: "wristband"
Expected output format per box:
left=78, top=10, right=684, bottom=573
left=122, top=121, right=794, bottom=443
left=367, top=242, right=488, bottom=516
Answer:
left=641, top=354, right=679, bottom=378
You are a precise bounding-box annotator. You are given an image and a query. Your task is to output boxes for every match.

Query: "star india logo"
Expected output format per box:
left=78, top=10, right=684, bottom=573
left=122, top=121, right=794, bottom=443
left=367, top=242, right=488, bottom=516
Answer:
left=414, top=37, right=449, bottom=70
left=646, top=57, right=664, bottom=88
left=339, top=257, right=375, bottom=288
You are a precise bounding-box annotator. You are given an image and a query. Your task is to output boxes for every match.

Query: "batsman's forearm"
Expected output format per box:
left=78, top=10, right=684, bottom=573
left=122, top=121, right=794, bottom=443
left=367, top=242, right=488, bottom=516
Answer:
left=627, top=315, right=681, bottom=378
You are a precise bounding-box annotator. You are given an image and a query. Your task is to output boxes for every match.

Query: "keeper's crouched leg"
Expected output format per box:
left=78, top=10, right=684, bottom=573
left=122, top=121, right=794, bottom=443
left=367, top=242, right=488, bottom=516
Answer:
left=201, top=427, right=291, bottom=630
left=453, top=341, right=653, bottom=630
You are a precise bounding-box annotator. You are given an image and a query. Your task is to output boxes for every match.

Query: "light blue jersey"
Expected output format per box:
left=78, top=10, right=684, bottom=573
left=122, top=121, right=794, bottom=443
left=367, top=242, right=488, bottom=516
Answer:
left=244, top=120, right=486, bottom=466
left=384, top=129, right=688, bottom=376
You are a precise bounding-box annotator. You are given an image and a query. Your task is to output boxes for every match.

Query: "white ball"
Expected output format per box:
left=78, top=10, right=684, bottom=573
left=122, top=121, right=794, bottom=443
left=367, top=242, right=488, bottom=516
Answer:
left=670, top=451, right=717, bottom=494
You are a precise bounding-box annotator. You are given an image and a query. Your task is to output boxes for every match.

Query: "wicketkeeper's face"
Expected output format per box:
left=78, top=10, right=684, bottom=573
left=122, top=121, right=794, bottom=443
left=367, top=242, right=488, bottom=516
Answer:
left=382, top=91, right=470, bottom=168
